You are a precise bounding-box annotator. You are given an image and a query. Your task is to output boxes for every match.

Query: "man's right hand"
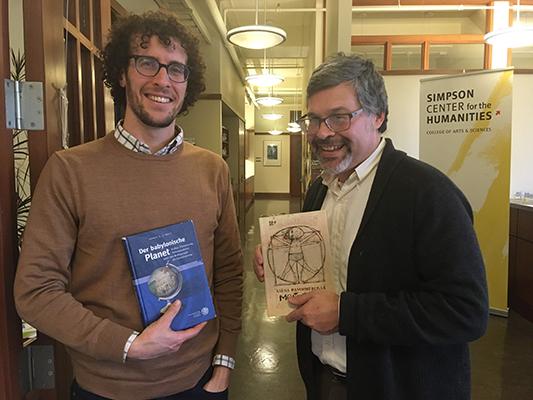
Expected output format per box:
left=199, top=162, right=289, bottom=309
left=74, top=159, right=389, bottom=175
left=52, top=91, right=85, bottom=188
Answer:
left=253, top=244, right=265, bottom=282
left=127, top=300, right=206, bottom=360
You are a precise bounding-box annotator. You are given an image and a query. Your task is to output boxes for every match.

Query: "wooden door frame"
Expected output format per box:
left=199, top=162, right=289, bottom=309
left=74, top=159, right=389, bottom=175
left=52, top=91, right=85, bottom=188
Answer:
left=18, top=0, right=112, bottom=398
left=1, top=0, right=23, bottom=398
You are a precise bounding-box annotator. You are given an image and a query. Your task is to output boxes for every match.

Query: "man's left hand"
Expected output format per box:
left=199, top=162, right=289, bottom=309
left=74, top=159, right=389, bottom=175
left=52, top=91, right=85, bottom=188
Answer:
left=286, top=290, right=339, bottom=334
left=203, top=365, right=231, bottom=393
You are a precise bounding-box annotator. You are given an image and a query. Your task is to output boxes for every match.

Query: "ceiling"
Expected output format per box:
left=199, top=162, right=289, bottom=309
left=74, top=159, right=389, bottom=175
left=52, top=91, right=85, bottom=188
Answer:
left=150, top=0, right=533, bottom=110
left=220, top=0, right=318, bottom=108
left=216, top=0, right=496, bottom=109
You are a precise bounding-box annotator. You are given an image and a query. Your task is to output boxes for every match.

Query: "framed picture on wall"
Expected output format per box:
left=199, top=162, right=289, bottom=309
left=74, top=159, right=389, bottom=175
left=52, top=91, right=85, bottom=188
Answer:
left=263, top=140, right=281, bottom=166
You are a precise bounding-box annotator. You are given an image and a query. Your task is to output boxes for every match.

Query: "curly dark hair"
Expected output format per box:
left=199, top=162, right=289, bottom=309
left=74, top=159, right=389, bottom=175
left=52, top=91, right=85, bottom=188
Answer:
left=101, top=11, right=206, bottom=117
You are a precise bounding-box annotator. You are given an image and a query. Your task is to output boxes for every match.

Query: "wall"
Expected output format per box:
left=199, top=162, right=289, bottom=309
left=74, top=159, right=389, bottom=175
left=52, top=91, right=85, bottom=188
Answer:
left=115, top=0, right=158, bottom=13
left=8, top=0, right=23, bottom=53
left=244, top=102, right=255, bottom=179
left=351, top=11, right=486, bottom=35
left=220, top=45, right=245, bottom=120
left=190, top=1, right=244, bottom=119
left=254, top=134, right=290, bottom=193
left=510, top=74, right=533, bottom=195
left=383, top=74, right=533, bottom=195
left=223, top=113, right=241, bottom=188
left=177, top=99, right=221, bottom=154
left=191, top=1, right=221, bottom=95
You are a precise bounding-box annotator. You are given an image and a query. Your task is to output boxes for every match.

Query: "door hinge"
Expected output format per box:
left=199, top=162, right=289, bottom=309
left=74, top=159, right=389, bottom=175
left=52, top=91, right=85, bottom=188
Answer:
left=4, top=79, right=44, bottom=130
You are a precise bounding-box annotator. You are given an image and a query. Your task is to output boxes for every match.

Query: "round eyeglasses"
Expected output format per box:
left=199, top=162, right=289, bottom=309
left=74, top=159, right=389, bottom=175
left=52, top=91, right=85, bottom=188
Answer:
left=298, top=108, right=364, bottom=134
left=129, top=55, right=190, bottom=83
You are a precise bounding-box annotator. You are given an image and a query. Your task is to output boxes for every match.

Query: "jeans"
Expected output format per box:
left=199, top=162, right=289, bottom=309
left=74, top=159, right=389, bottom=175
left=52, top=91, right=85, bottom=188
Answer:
left=70, top=366, right=228, bottom=400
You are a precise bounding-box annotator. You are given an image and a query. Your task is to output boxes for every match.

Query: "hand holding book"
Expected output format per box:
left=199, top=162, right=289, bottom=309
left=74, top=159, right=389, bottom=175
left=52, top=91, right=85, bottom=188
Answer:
left=127, top=299, right=207, bottom=360
left=285, top=290, right=340, bottom=334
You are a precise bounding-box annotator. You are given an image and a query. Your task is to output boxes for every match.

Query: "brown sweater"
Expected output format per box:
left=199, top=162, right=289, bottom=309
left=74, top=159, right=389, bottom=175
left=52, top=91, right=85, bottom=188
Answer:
left=14, top=133, right=243, bottom=399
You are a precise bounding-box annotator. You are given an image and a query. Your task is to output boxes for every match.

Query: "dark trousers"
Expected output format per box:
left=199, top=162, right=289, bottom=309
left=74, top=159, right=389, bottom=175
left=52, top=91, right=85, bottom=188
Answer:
left=70, top=366, right=227, bottom=400
left=316, top=363, right=347, bottom=400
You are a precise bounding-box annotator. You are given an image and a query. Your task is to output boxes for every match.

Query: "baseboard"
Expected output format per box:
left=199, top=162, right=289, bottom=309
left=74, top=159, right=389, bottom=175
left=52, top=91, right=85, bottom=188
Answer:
left=489, top=307, right=509, bottom=317
left=255, top=192, right=292, bottom=199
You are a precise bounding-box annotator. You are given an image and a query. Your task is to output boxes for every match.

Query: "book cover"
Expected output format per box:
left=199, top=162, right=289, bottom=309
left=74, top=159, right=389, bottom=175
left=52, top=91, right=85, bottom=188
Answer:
left=258, top=210, right=333, bottom=317
left=122, top=220, right=216, bottom=331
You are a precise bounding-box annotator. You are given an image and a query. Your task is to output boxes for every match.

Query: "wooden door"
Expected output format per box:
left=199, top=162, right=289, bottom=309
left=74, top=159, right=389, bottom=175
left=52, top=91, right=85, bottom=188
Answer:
left=18, top=0, right=113, bottom=398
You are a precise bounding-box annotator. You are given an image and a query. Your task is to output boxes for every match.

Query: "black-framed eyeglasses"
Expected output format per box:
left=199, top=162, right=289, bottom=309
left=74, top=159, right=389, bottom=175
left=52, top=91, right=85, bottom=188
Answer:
left=298, top=108, right=364, bottom=134
left=129, top=55, right=190, bottom=83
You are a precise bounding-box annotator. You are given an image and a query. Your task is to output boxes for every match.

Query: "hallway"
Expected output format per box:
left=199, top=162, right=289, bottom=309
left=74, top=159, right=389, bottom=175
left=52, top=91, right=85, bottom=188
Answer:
left=230, top=197, right=533, bottom=400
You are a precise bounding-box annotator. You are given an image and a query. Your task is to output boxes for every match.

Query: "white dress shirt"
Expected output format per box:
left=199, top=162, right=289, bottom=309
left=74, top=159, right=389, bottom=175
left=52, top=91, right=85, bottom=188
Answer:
left=311, top=138, right=386, bottom=373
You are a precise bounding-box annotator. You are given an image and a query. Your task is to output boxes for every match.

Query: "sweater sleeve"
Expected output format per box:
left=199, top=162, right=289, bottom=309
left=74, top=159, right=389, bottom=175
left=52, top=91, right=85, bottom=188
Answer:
left=338, top=173, right=489, bottom=346
left=14, top=154, right=133, bottom=362
left=211, top=167, right=243, bottom=358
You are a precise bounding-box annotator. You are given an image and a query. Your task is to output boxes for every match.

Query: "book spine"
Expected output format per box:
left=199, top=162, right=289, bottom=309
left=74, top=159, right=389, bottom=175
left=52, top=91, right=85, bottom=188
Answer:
left=122, top=238, right=150, bottom=326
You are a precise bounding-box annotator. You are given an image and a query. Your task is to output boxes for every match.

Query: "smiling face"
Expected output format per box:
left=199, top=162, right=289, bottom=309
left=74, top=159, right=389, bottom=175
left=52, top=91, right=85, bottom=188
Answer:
left=121, top=35, right=188, bottom=141
left=306, top=82, right=384, bottom=181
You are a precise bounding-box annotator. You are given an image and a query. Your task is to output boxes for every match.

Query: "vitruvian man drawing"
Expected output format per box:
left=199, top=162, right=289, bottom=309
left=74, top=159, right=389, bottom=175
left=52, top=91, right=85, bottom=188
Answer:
left=266, top=225, right=326, bottom=286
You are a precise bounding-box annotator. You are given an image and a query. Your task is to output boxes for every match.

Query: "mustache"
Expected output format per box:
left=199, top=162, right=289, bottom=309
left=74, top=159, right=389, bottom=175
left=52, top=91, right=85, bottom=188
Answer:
left=311, top=137, right=347, bottom=147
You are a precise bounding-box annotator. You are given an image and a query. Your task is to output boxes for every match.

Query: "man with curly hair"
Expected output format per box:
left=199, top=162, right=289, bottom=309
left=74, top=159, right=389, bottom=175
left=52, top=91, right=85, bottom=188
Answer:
left=15, top=11, right=243, bottom=400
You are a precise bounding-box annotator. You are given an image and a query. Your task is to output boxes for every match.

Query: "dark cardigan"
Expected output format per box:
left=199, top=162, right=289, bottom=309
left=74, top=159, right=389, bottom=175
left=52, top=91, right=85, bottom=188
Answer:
left=297, top=139, right=488, bottom=400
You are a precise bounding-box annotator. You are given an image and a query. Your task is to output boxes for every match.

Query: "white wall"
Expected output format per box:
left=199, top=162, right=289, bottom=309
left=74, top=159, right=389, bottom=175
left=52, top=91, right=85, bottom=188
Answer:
left=254, top=134, right=290, bottom=193
left=510, top=75, right=533, bottom=195
left=383, top=74, right=533, bottom=195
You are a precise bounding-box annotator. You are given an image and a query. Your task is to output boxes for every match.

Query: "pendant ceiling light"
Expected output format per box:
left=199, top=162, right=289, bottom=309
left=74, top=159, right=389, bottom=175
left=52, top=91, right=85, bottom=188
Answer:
left=246, top=49, right=284, bottom=87
left=262, top=113, right=283, bottom=120
left=256, top=85, right=283, bottom=106
left=269, top=129, right=283, bottom=135
left=246, top=73, right=284, bottom=87
left=256, top=96, right=283, bottom=106
left=484, top=1, right=533, bottom=48
left=226, top=0, right=287, bottom=50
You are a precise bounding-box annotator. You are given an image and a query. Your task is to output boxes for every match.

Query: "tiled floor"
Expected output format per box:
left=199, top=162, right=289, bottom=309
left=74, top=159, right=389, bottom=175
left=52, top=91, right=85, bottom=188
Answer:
left=230, top=197, right=533, bottom=400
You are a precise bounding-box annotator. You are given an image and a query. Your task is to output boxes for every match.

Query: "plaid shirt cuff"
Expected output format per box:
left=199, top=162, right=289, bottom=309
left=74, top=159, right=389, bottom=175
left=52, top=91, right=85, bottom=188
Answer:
left=212, top=354, right=235, bottom=369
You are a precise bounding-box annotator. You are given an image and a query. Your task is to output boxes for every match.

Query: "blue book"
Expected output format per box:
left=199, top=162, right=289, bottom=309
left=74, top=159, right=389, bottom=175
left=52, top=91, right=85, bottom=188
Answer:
left=122, top=220, right=216, bottom=331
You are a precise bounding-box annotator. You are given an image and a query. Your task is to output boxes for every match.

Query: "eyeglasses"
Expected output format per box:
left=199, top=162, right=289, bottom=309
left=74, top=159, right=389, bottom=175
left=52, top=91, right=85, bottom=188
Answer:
left=129, top=55, right=190, bottom=83
left=298, top=109, right=364, bottom=134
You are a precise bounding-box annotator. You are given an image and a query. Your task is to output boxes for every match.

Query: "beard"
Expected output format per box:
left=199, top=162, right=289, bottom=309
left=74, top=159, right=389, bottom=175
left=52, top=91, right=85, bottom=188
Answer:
left=125, top=79, right=181, bottom=128
left=312, top=137, right=354, bottom=176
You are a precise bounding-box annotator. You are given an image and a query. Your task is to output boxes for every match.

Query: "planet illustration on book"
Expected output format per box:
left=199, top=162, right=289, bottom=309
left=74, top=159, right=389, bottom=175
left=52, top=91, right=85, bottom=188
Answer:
left=147, top=263, right=183, bottom=313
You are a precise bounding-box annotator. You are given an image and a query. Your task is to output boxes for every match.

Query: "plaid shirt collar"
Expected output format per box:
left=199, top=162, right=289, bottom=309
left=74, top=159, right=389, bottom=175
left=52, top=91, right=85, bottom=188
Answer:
left=114, top=120, right=183, bottom=156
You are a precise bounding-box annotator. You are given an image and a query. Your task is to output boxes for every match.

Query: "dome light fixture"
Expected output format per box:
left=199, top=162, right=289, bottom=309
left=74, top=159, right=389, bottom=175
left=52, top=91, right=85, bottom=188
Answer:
left=256, top=96, right=283, bottom=106
left=484, top=0, right=533, bottom=48
left=269, top=129, right=283, bottom=135
left=262, top=113, right=283, bottom=121
left=226, top=0, right=286, bottom=50
left=246, top=73, right=284, bottom=87
left=227, top=25, right=287, bottom=50
left=484, top=25, right=533, bottom=48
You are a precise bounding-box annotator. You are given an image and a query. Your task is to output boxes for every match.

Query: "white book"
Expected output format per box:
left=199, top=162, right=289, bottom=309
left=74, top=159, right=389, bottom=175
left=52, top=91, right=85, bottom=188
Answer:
left=259, top=210, right=333, bottom=317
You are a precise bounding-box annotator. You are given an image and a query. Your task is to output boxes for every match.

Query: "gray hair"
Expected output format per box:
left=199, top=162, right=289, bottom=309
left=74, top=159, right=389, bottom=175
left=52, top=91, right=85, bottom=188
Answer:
left=306, top=53, right=389, bottom=133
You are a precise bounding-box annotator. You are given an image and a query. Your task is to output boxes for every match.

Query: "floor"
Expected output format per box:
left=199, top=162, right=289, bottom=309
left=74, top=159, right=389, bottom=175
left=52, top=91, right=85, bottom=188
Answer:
left=229, top=197, right=533, bottom=400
